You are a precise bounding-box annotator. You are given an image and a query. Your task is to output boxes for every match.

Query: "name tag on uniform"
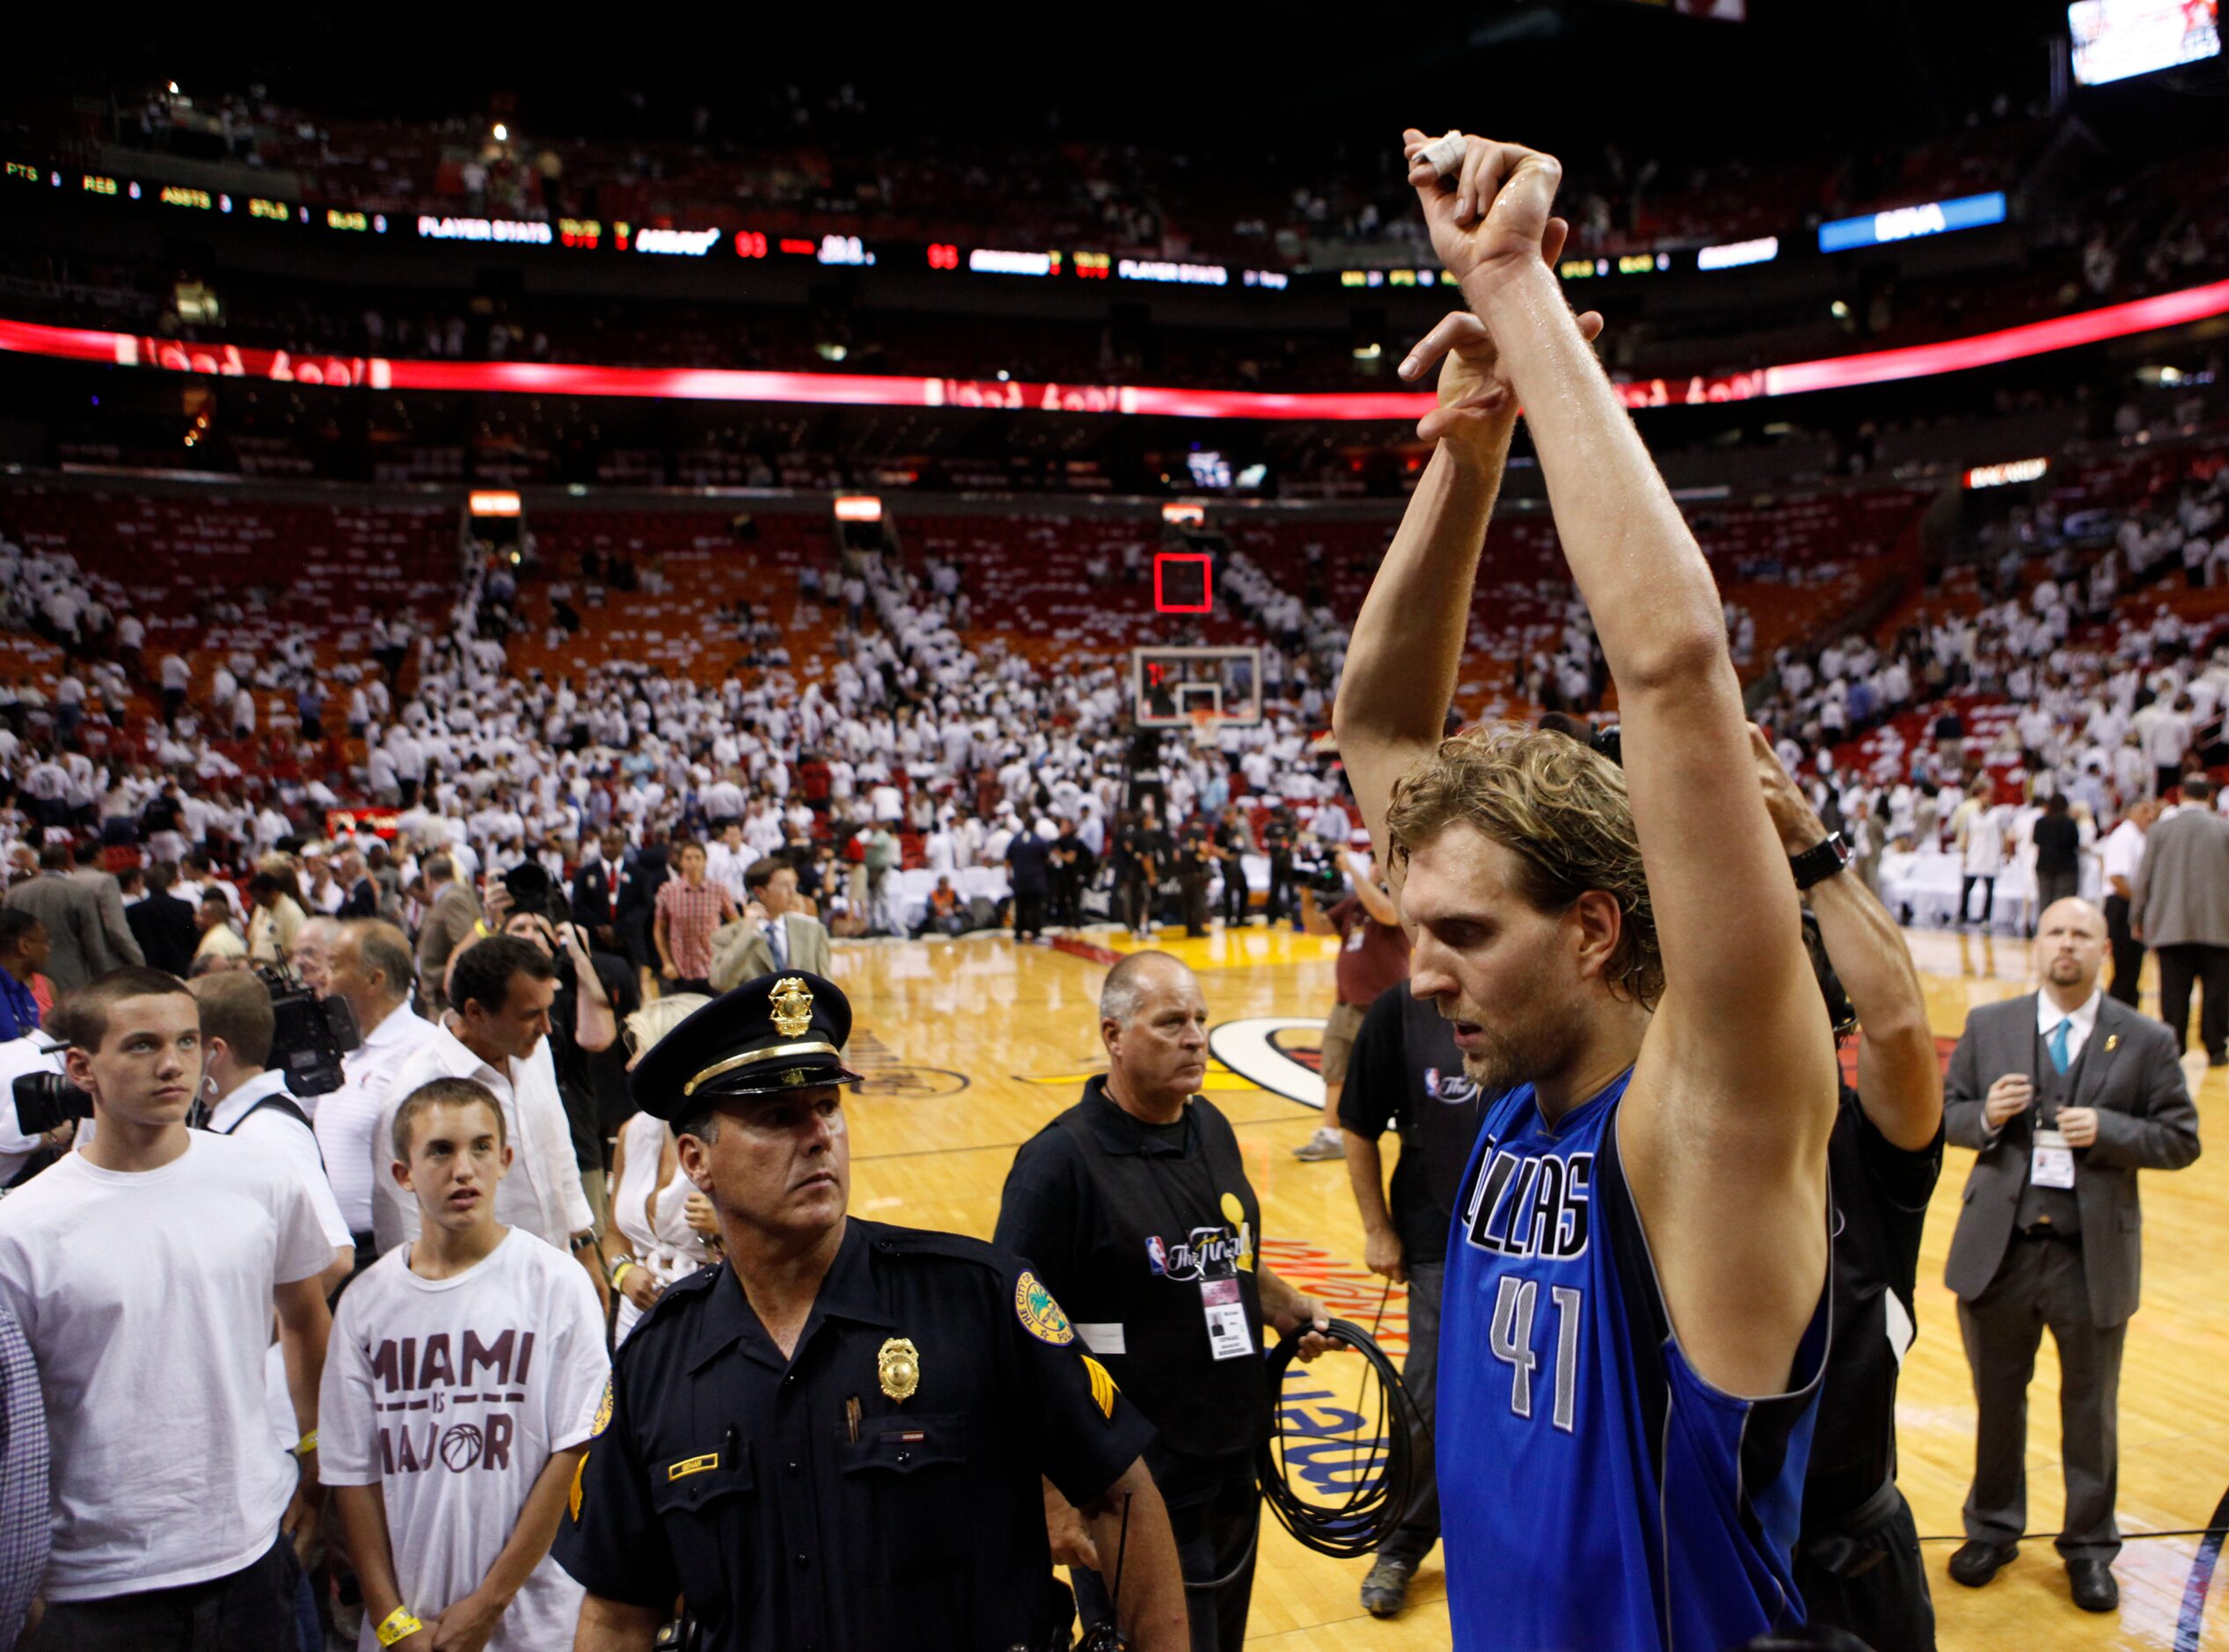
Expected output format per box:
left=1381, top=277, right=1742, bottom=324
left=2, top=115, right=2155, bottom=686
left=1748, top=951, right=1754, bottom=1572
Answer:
left=1202, top=1278, right=1253, bottom=1361
left=1345, top=927, right=1366, bottom=952
left=2032, top=1129, right=2077, bottom=1190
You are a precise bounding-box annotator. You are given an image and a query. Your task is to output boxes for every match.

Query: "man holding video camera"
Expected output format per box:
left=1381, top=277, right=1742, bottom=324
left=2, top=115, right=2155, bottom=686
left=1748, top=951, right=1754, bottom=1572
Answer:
left=0, top=968, right=334, bottom=1650
left=188, top=970, right=357, bottom=1297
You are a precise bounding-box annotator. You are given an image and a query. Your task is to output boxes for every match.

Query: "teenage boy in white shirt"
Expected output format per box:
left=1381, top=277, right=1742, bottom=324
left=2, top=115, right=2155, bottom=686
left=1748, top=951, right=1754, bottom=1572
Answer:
left=324, top=1077, right=607, bottom=1652
left=0, top=968, right=333, bottom=1648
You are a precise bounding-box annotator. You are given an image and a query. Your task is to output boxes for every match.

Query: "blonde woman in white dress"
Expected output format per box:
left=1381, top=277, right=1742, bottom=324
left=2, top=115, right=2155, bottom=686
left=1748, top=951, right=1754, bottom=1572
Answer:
left=596, top=993, right=719, bottom=1343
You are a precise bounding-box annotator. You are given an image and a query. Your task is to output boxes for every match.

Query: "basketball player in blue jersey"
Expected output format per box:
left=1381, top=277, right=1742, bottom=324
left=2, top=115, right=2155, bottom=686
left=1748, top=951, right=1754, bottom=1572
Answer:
left=1333, top=129, right=1843, bottom=1649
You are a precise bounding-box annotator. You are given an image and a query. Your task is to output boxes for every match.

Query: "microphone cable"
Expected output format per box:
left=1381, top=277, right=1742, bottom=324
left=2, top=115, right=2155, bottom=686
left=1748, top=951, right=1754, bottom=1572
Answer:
left=1255, top=1303, right=1424, bottom=1561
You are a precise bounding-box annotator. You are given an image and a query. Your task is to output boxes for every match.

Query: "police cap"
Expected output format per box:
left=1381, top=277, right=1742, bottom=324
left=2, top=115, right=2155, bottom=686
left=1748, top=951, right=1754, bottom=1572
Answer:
left=628, top=971, right=862, bottom=1121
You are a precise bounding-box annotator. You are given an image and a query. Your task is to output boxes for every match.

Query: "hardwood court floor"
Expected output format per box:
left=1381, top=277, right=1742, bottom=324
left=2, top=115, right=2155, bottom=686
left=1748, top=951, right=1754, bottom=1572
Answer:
left=828, top=922, right=2229, bottom=1649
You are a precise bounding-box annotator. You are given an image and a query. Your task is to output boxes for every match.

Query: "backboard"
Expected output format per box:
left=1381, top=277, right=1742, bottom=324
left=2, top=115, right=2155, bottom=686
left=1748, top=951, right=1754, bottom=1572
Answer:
left=1131, top=645, right=1262, bottom=728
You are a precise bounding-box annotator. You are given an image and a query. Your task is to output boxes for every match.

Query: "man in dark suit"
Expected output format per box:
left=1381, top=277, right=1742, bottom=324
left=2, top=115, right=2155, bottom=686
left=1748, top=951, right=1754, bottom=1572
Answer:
left=125, top=862, right=200, bottom=978
left=2130, top=774, right=2229, bottom=1066
left=568, top=826, right=635, bottom=955
left=1943, top=896, right=2201, bottom=1612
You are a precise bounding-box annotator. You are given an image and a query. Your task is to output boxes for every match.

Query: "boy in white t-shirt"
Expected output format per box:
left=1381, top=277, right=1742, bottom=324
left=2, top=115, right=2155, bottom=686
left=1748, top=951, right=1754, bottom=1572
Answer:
left=325, top=1077, right=607, bottom=1652
left=0, top=969, right=333, bottom=1648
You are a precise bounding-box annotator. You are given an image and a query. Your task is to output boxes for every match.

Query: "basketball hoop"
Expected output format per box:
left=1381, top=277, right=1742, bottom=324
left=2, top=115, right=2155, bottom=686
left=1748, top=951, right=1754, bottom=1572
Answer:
left=1187, top=706, right=1224, bottom=750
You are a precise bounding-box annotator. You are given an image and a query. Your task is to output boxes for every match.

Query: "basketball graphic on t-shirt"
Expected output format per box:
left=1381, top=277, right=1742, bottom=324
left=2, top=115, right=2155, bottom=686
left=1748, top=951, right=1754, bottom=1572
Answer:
left=440, top=1422, right=486, bottom=1473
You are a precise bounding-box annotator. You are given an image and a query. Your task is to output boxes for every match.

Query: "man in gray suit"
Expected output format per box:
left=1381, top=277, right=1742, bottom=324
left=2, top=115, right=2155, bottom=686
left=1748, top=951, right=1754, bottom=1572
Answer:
left=2130, top=773, right=2229, bottom=1066
left=67, top=840, right=143, bottom=976
left=4, top=845, right=114, bottom=993
left=712, top=856, right=833, bottom=990
left=1942, top=896, right=2200, bottom=1612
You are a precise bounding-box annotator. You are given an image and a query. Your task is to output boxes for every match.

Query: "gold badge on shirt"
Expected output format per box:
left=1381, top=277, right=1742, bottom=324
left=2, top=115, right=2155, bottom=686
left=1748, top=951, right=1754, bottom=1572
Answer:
left=771, top=975, right=814, bottom=1036
left=878, top=1336, right=921, bottom=1402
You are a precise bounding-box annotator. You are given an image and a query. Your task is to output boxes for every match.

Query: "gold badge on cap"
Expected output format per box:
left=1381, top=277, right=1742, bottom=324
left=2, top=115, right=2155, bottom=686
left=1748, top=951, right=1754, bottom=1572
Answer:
left=878, top=1336, right=921, bottom=1402
left=771, top=976, right=814, bottom=1037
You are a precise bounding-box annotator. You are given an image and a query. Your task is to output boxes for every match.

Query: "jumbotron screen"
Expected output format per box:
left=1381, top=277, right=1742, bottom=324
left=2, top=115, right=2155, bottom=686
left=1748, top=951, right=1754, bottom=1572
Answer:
left=2068, top=0, right=2220, bottom=84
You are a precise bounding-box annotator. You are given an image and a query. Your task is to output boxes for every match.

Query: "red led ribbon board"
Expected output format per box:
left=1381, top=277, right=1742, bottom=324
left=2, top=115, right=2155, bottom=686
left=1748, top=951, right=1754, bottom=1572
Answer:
left=3, top=276, right=2225, bottom=418
left=1154, top=552, right=1213, bottom=614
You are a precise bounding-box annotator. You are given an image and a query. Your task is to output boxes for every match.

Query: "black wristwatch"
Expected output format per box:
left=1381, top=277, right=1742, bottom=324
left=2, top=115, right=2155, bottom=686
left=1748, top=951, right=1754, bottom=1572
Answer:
left=1789, top=830, right=1854, bottom=891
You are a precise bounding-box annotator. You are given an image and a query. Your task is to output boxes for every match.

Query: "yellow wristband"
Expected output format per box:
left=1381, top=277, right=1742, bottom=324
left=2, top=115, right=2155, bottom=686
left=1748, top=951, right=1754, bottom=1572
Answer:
left=291, top=1429, right=318, bottom=1458
left=376, top=1605, right=423, bottom=1646
left=611, top=1261, right=638, bottom=1290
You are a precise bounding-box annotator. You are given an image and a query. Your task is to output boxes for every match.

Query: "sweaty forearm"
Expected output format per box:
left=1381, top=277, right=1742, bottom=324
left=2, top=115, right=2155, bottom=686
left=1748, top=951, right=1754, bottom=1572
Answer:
left=1463, top=262, right=1726, bottom=686
left=1809, top=867, right=1942, bottom=1148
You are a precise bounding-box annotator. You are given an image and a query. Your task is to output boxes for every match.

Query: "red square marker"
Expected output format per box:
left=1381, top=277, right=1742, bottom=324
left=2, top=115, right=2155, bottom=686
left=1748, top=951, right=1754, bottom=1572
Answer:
left=1153, top=552, right=1213, bottom=614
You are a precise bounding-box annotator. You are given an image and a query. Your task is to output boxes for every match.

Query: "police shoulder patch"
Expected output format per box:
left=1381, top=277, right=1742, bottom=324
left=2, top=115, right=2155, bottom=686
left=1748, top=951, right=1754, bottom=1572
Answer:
left=589, top=1378, right=614, bottom=1439
left=1014, top=1269, right=1076, bottom=1346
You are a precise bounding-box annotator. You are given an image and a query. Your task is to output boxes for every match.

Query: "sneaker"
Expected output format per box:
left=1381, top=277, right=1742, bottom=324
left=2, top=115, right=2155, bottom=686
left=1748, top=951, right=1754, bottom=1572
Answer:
left=1360, top=1555, right=1416, bottom=1618
left=1294, top=1127, right=1344, bottom=1161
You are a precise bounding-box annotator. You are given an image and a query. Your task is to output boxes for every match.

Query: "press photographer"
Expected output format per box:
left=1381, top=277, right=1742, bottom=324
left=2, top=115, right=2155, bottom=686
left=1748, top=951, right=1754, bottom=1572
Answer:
left=187, top=970, right=357, bottom=1296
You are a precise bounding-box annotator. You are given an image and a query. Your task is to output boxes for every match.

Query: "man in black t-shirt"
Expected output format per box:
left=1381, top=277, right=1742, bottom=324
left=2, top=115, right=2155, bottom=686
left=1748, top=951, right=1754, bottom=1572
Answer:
left=1755, top=728, right=1945, bottom=1650
left=997, top=952, right=1330, bottom=1652
left=2033, top=793, right=2082, bottom=918
left=1337, top=982, right=1488, bottom=1618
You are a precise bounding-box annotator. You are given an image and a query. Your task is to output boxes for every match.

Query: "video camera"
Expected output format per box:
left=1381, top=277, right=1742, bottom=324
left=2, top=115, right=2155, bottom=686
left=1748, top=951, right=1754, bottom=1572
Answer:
left=11, top=1056, right=88, bottom=1137
left=259, top=964, right=362, bottom=1098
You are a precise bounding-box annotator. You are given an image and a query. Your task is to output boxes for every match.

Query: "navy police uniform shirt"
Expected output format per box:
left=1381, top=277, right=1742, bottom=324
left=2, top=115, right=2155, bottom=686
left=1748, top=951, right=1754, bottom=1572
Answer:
left=552, top=1217, right=1152, bottom=1652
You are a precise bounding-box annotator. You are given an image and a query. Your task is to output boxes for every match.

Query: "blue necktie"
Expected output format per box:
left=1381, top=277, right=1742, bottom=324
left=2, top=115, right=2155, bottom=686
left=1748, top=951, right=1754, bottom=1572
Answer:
left=2049, top=1019, right=2072, bottom=1076
left=768, top=920, right=786, bottom=969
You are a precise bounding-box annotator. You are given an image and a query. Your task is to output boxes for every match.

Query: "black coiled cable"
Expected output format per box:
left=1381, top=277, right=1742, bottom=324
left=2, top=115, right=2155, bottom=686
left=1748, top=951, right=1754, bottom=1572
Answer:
left=1254, top=1314, right=1423, bottom=1561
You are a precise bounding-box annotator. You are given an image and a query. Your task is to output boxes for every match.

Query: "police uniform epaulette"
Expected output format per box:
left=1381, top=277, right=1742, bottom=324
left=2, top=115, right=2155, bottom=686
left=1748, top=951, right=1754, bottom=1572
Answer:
left=865, top=1223, right=1013, bottom=1276
left=618, top=1260, right=724, bottom=1347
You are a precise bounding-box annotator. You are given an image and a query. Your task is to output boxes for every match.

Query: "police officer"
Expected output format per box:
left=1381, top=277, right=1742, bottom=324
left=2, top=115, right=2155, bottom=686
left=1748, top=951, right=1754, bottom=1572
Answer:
left=555, top=972, right=1189, bottom=1652
left=995, top=952, right=1330, bottom=1652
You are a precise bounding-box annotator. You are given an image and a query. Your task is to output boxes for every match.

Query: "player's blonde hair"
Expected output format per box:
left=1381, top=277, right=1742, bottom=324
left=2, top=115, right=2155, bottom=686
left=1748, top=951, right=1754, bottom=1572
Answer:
left=1385, top=724, right=1663, bottom=1007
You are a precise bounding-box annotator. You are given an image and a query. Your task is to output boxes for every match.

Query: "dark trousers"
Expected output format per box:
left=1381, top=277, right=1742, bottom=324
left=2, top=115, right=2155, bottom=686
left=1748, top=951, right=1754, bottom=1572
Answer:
left=1013, top=889, right=1047, bottom=939
left=2152, top=940, right=2229, bottom=1061
left=1957, top=1232, right=2125, bottom=1561
left=1179, top=872, right=1210, bottom=937
left=1379, top=1261, right=1443, bottom=1567
left=2103, top=895, right=2143, bottom=1006
left=1959, top=874, right=1996, bottom=926
left=1218, top=863, right=1248, bottom=927
left=1264, top=859, right=1296, bottom=925
left=2034, top=869, right=2079, bottom=919
left=1050, top=868, right=1081, bottom=927
left=1117, top=871, right=1150, bottom=933
left=1795, top=1480, right=1936, bottom=1651
left=26, top=1531, right=300, bottom=1651
left=1075, top=1445, right=1258, bottom=1652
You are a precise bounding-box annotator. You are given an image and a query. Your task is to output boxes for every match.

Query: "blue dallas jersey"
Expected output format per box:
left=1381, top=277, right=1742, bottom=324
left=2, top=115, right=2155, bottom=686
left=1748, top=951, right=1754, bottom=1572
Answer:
left=1439, top=1070, right=1828, bottom=1651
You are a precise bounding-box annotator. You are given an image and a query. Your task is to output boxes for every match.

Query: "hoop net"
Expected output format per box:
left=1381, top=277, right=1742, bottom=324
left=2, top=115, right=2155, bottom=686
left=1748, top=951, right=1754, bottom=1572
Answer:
left=1187, top=706, right=1224, bottom=749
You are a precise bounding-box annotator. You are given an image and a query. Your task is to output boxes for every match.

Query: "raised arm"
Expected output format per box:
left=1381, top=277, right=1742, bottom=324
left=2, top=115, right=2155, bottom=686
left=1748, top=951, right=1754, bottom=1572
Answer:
left=1752, top=729, right=1942, bottom=1151
left=1412, top=131, right=1836, bottom=1394
left=1335, top=255, right=1598, bottom=870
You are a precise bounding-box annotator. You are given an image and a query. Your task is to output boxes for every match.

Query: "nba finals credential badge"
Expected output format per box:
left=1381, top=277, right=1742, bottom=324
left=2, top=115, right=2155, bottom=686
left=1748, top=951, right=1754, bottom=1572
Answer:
left=878, top=1337, right=921, bottom=1402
